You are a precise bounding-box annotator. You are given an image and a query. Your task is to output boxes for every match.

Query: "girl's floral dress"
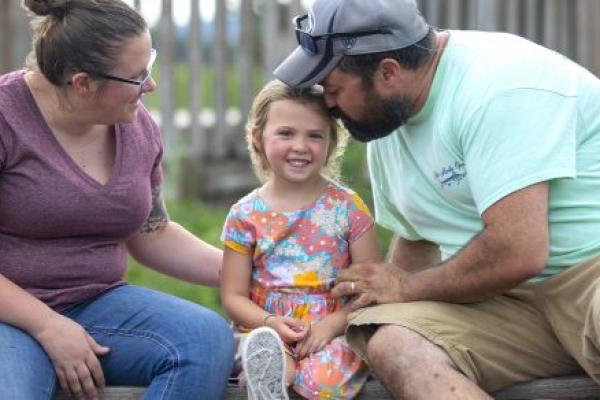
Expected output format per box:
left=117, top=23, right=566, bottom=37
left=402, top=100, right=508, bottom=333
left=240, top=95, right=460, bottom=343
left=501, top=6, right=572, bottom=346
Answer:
left=221, top=182, right=373, bottom=400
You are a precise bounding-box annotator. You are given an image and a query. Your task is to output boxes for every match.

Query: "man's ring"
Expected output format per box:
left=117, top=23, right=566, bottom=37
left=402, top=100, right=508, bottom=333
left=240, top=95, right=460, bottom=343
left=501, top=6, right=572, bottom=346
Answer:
left=350, top=281, right=355, bottom=294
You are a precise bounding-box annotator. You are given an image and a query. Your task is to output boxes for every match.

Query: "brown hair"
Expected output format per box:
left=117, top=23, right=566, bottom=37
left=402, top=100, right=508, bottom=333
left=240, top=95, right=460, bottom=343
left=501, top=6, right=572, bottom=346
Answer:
left=338, top=28, right=435, bottom=87
left=22, top=0, right=147, bottom=86
left=246, top=79, right=347, bottom=183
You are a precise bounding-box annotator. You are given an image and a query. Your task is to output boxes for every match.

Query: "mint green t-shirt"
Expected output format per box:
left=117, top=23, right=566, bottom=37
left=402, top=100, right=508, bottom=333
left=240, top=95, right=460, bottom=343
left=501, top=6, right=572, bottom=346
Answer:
left=367, top=31, right=600, bottom=279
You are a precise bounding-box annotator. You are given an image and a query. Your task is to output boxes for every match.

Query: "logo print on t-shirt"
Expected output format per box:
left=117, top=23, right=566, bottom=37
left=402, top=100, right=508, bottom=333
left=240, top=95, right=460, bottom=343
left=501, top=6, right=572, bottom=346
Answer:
left=434, top=162, right=467, bottom=188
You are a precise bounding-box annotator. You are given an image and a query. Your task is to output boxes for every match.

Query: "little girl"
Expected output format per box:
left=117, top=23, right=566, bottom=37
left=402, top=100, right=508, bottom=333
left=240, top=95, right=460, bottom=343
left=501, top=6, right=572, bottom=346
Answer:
left=220, top=80, right=380, bottom=400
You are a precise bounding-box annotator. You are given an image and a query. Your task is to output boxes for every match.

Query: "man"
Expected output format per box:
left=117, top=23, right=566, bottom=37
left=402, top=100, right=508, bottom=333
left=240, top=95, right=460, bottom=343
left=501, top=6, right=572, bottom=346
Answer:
left=274, top=0, right=600, bottom=399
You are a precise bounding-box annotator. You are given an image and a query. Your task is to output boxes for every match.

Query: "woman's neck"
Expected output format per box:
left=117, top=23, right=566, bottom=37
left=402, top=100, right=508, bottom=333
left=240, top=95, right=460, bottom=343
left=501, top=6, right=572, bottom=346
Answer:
left=25, top=71, right=101, bottom=138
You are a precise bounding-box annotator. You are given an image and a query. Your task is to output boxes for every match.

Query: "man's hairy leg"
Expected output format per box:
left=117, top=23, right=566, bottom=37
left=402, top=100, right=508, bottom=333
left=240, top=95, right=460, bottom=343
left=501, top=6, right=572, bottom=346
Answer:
left=367, top=325, right=492, bottom=400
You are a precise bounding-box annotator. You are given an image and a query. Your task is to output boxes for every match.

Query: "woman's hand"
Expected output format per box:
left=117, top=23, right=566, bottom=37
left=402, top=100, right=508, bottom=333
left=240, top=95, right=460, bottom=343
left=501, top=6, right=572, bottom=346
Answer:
left=294, top=317, right=338, bottom=359
left=264, top=315, right=308, bottom=344
left=33, top=314, right=110, bottom=400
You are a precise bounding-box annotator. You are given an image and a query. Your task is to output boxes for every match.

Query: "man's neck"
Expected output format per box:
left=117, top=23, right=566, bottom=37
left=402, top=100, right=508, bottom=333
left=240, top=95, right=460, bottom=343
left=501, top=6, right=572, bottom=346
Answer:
left=411, top=30, right=449, bottom=114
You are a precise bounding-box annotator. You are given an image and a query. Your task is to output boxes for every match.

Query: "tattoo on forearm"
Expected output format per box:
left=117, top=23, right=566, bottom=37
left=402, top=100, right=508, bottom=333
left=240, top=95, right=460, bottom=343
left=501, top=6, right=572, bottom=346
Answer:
left=140, top=185, right=169, bottom=233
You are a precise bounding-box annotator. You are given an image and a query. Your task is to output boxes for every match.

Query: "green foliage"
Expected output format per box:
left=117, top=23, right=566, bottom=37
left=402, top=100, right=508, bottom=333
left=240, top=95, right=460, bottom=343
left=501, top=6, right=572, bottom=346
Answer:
left=144, top=64, right=264, bottom=110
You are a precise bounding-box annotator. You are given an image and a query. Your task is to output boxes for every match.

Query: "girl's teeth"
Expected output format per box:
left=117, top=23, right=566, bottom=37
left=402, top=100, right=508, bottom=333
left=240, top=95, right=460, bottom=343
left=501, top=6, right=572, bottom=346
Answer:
left=289, top=160, right=308, bottom=167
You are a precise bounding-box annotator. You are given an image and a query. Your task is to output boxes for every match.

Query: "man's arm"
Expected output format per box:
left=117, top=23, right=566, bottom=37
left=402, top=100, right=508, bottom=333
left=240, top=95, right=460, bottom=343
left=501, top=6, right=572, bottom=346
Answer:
left=334, top=182, right=549, bottom=308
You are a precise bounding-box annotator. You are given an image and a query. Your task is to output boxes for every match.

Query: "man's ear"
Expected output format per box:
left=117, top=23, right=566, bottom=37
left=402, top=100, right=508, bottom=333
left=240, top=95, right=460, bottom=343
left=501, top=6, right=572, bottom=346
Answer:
left=69, top=72, right=96, bottom=97
left=374, top=58, right=402, bottom=94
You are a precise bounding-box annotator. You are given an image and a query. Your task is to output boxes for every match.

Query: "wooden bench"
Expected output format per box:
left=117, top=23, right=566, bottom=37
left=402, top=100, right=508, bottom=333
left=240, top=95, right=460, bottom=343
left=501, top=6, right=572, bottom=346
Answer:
left=54, top=374, right=600, bottom=399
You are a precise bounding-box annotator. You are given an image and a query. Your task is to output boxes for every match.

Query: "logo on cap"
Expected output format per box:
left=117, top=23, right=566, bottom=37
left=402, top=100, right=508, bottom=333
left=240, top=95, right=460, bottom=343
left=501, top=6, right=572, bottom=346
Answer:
left=341, top=37, right=357, bottom=50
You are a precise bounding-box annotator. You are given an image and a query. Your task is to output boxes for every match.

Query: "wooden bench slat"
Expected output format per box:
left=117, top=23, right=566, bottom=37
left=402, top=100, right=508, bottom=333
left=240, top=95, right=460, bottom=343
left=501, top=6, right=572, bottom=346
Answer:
left=53, top=374, right=600, bottom=399
left=224, top=380, right=391, bottom=399
left=492, top=374, right=600, bottom=399
left=54, top=386, right=145, bottom=400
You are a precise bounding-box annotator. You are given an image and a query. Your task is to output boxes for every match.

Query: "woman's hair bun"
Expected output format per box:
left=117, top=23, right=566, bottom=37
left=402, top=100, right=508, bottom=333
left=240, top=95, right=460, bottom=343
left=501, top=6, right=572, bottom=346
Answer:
left=22, top=0, right=70, bottom=17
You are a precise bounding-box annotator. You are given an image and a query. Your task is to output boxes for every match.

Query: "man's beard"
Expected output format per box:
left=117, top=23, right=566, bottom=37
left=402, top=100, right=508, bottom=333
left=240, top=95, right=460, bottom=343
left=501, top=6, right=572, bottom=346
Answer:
left=331, top=88, right=414, bottom=143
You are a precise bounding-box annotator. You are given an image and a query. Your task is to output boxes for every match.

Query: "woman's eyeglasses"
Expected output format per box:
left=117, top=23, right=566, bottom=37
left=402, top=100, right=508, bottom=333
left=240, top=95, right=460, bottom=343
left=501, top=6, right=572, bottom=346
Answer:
left=69, top=48, right=157, bottom=95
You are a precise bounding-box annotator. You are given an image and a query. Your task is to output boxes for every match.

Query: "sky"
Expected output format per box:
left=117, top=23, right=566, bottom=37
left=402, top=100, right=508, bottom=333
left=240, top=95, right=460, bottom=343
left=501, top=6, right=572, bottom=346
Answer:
left=123, top=0, right=314, bottom=27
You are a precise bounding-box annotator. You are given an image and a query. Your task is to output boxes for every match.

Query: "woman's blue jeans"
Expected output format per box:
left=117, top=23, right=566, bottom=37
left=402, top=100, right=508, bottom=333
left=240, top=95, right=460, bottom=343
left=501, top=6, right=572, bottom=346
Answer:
left=0, top=285, right=235, bottom=400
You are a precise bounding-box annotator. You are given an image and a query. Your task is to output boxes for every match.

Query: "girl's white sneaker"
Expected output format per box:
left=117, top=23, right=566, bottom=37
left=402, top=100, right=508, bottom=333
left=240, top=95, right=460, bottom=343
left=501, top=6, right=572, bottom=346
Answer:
left=241, top=327, right=289, bottom=400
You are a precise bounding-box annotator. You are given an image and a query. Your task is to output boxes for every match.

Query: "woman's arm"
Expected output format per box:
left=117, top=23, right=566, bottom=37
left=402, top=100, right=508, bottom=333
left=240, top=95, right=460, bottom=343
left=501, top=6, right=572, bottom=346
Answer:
left=127, top=221, right=223, bottom=287
left=126, top=185, right=222, bottom=287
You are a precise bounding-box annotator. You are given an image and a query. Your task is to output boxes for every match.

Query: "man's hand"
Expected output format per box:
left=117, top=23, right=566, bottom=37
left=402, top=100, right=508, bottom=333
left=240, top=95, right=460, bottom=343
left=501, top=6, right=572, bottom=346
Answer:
left=332, top=262, right=410, bottom=311
left=33, top=314, right=109, bottom=400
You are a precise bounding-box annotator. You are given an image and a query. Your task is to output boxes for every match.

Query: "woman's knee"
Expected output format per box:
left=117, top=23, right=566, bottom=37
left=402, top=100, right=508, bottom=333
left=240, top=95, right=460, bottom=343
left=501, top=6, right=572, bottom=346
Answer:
left=197, top=309, right=235, bottom=365
left=0, top=323, right=56, bottom=399
left=98, top=301, right=234, bottom=383
left=171, top=306, right=235, bottom=368
left=109, top=288, right=236, bottom=369
left=145, top=306, right=235, bottom=396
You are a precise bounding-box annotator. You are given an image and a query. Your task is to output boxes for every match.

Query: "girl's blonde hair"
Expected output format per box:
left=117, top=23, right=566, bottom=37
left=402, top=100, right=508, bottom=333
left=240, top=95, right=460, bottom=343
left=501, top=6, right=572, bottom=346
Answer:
left=246, top=79, right=348, bottom=183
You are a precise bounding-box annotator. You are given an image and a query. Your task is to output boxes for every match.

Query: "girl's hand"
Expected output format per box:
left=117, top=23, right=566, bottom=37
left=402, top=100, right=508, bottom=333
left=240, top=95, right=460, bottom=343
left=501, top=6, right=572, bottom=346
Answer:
left=264, top=315, right=308, bottom=344
left=33, top=314, right=110, bottom=400
left=294, top=317, right=337, bottom=359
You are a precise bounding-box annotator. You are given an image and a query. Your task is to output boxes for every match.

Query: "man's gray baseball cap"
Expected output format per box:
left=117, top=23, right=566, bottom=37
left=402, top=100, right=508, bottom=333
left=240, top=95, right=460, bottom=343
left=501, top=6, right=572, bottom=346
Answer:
left=274, top=0, right=429, bottom=88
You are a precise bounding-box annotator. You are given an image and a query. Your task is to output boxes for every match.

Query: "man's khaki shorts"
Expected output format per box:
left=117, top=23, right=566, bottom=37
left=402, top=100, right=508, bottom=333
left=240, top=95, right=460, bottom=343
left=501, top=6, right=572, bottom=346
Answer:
left=346, top=255, right=600, bottom=392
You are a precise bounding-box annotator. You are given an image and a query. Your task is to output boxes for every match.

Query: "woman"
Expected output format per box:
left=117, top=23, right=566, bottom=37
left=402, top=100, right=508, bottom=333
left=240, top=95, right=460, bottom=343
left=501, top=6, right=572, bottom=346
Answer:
left=0, top=1, right=234, bottom=399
